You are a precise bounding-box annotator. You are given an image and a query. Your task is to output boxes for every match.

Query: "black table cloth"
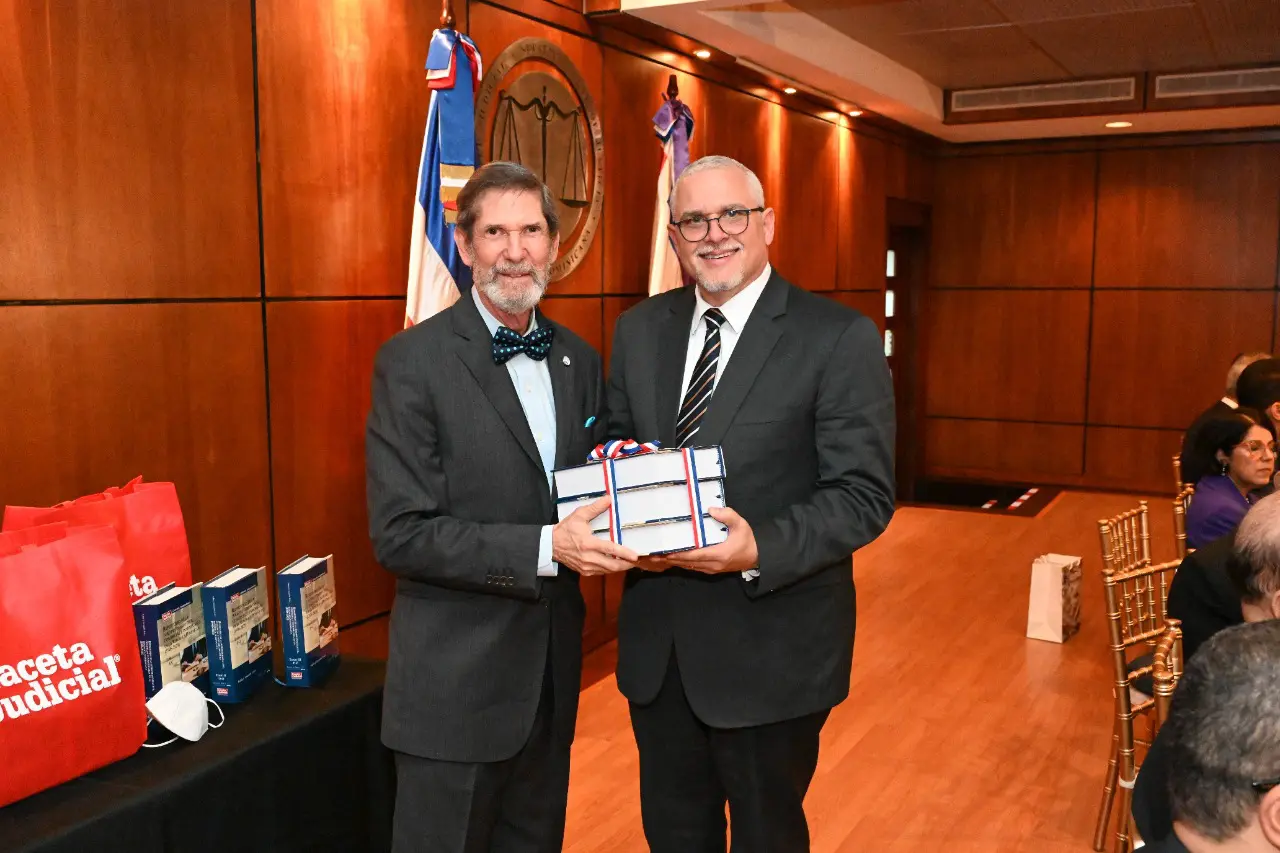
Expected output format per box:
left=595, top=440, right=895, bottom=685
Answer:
left=1, top=658, right=393, bottom=853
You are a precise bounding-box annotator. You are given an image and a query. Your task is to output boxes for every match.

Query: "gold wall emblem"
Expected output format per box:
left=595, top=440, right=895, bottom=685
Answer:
left=475, top=38, right=604, bottom=281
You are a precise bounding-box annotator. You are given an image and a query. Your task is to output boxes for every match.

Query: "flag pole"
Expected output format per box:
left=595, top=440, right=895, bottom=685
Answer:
left=440, top=0, right=455, bottom=28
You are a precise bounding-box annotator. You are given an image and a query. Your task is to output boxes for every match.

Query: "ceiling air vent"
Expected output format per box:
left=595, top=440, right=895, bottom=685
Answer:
left=951, top=78, right=1135, bottom=112
left=1154, top=67, right=1280, bottom=99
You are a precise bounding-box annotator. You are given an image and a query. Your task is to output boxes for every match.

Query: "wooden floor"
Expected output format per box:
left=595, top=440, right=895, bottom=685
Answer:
left=564, top=490, right=1177, bottom=852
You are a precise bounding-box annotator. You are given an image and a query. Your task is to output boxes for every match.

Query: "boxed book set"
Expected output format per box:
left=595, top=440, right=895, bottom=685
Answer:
left=554, top=444, right=728, bottom=555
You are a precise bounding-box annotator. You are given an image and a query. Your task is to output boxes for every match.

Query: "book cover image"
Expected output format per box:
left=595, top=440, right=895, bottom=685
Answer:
left=231, top=586, right=272, bottom=671
left=134, top=583, right=209, bottom=697
left=279, top=554, right=340, bottom=686
left=203, top=566, right=272, bottom=702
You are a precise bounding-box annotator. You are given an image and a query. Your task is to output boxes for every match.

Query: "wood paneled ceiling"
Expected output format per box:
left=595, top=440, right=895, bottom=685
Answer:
left=782, top=0, right=1280, bottom=88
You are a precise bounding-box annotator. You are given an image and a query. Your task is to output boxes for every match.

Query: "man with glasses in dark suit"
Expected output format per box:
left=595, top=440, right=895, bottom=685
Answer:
left=605, top=154, right=895, bottom=852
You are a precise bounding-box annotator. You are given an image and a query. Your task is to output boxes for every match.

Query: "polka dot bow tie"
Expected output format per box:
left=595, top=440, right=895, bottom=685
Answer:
left=492, top=325, right=555, bottom=365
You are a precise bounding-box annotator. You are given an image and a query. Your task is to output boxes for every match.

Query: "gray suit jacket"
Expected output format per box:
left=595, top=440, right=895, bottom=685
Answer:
left=606, top=272, right=895, bottom=727
left=366, top=292, right=604, bottom=763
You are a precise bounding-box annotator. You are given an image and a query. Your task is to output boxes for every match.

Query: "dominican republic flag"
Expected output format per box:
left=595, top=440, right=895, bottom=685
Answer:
left=405, top=28, right=482, bottom=328
left=648, top=94, right=695, bottom=296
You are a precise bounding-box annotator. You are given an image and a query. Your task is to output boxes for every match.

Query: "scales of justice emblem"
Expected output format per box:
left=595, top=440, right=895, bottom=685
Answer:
left=475, top=38, right=604, bottom=281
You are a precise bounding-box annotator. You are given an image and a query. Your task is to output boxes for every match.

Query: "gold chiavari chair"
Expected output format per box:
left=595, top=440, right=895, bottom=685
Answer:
left=1151, top=620, right=1183, bottom=733
left=1172, top=453, right=1184, bottom=495
left=1093, top=502, right=1177, bottom=853
left=1173, top=486, right=1195, bottom=560
left=1095, top=561, right=1183, bottom=853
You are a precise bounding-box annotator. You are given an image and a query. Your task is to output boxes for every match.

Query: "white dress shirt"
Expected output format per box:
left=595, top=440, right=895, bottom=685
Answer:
left=471, top=287, right=558, bottom=577
left=1223, top=397, right=1238, bottom=409
left=678, top=263, right=772, bottom=578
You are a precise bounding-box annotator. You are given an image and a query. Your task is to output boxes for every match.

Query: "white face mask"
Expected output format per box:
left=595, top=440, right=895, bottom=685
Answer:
left=142, top=681, right=224, bottom=747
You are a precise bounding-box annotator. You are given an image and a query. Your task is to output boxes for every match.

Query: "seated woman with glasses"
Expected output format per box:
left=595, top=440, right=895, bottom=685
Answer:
left=1184, top=409, right=1276, bottom=550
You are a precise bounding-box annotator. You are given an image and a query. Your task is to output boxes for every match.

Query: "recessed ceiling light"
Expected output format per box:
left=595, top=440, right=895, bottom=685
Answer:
left=1105, top=121, right=1133, bottom=128
left=783, top=86, right=797, bottom=94
left=694, top=49, right=711, bottom=59
left=847, top=108, right=864, bottom=117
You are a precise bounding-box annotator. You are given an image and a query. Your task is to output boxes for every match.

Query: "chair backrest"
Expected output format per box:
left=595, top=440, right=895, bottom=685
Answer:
left=1173, top=453, right=1184, bottom=494
left=1098, top=501, right=1152, bottom=575
left=1173, top=486, right=1195, bottom=559
left=1152, top=619, right=1184, bottom=732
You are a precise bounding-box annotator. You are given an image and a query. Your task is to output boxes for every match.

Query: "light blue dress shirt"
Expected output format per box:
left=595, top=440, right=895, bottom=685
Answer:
left=472, top=287, right=558, bottom=576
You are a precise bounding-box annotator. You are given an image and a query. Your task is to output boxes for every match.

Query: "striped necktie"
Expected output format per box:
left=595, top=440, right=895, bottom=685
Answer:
left=675, top=308, right=726, bottom=448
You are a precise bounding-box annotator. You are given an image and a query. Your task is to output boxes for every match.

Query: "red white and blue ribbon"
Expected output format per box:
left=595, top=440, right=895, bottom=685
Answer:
left=588, top=439, right=661, bottom=461
left=681, top=447, right=705, bottom=549
left=590, top=440, right=707, bottom=549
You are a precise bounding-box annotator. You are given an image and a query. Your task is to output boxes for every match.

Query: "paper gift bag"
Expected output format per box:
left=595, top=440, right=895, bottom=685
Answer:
left=3, top=476, right=193, bottom=602
left=1026, top=553, right=1083, bottom=643
left=0, top=523, right=148, bottom=807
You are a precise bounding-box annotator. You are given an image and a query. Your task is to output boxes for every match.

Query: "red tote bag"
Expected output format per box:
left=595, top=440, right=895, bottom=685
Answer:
left=3, top=476, right=193, bottom=601
left=0, top=523, right=148, bottom=807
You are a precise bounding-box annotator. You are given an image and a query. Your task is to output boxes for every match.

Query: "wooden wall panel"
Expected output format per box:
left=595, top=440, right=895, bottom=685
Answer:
left=925, top=418, right=1084, bottom=477
left=257, top=0, right=437, bottom=297
left=924, top=289, right=1090, bottom=422
left=1087, top=290, right=1274, bottom=429
left=604, top=295, right=644, bottom=371
left=540, top=297, right=604, bottom=353
left=341, top=615, right=390, bottom=659
left=829, top=291, right=886, bottom=330
left=1, top=0, right=259, bottom=300
left=932, top=153, right=1096, bottom=288
left=841, top=132, right=889, bottom=291
left=469, top=2, right=605, bottom=296
left=601, top=50, right=707, bottom=296
left=771, top=113, right=840, bottom=290
left=0, top=303, right=273, bottom=580
left=702, top=88, right=775, bottom=204
left=1084, top=428, right=1184, bottom=496
left=1095, top=144, right=1280, bottom=289
left=267, top=300, right=404, bottom=626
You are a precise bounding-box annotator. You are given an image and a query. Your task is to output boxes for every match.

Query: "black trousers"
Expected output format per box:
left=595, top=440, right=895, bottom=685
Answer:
left=390, top=665, right=568, bottom=853
left=629, top=652, right=830, bottom=853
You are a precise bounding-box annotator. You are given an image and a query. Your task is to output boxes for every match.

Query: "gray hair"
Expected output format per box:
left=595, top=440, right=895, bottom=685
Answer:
left=1228, top=352, right=1271, bottom=398
left=669, top=155, right=766, bottom=217
left=1228, top=492, right=1280, bottom=605
left=1166, top=620, right=1280, bottom=839
left=456, top=161, right=559, bottom=240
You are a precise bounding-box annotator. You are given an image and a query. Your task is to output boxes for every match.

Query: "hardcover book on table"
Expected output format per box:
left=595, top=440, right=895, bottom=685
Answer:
left=277, top=554, right=340, bottom=687
left=201, top=566, right=272, bottom=703
left=133, top=581, right=208, bottom=698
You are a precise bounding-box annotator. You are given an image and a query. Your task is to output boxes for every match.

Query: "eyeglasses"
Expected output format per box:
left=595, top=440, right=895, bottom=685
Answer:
left=671, top=207, right=765, bottom=242
left=1238, top=440, right=1279, bottom=457
left=1252, top=776, right=1280, bottom=793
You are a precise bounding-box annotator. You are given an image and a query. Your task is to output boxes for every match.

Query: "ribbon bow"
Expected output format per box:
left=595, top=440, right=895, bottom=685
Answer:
left=492, top=325, right=554, bottom=365
left=589, top=439, right=662, bottom=461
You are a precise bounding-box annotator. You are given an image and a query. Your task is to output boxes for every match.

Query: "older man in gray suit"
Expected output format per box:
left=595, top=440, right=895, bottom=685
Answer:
left=366, top=161, right=636, bottom=853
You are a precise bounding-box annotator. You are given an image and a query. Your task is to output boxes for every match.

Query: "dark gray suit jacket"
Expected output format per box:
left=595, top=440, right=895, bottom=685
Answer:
left=366, top=292, right=604, bottom=763
left=606, top=272, right=895, bottom=728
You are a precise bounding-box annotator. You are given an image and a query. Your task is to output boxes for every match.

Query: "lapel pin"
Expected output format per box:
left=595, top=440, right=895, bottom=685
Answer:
left=562, top=355, right=571, bottom=366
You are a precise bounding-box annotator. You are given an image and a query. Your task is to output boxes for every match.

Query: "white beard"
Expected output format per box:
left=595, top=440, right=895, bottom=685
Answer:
left=475, top=263, right=550, bottom=314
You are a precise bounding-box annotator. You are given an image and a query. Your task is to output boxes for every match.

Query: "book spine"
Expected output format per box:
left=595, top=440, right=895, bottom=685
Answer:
left=133, top=604, right=160, bottom=697
left=282, top=575, right=307, bottom=684
left=204, top=589, right=235, bottom=702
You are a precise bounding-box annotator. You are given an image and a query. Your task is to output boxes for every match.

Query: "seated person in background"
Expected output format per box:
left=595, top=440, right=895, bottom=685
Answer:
left=1133, top=494, right=1280, bottom=845
left=1167, top=533, right=1243, bottom=664
left=1184, top=410, right=1275, bottom=549
left=1133, top=621, right=1280, bottom=853
left=1181, top=352, right=1271, bottom=478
